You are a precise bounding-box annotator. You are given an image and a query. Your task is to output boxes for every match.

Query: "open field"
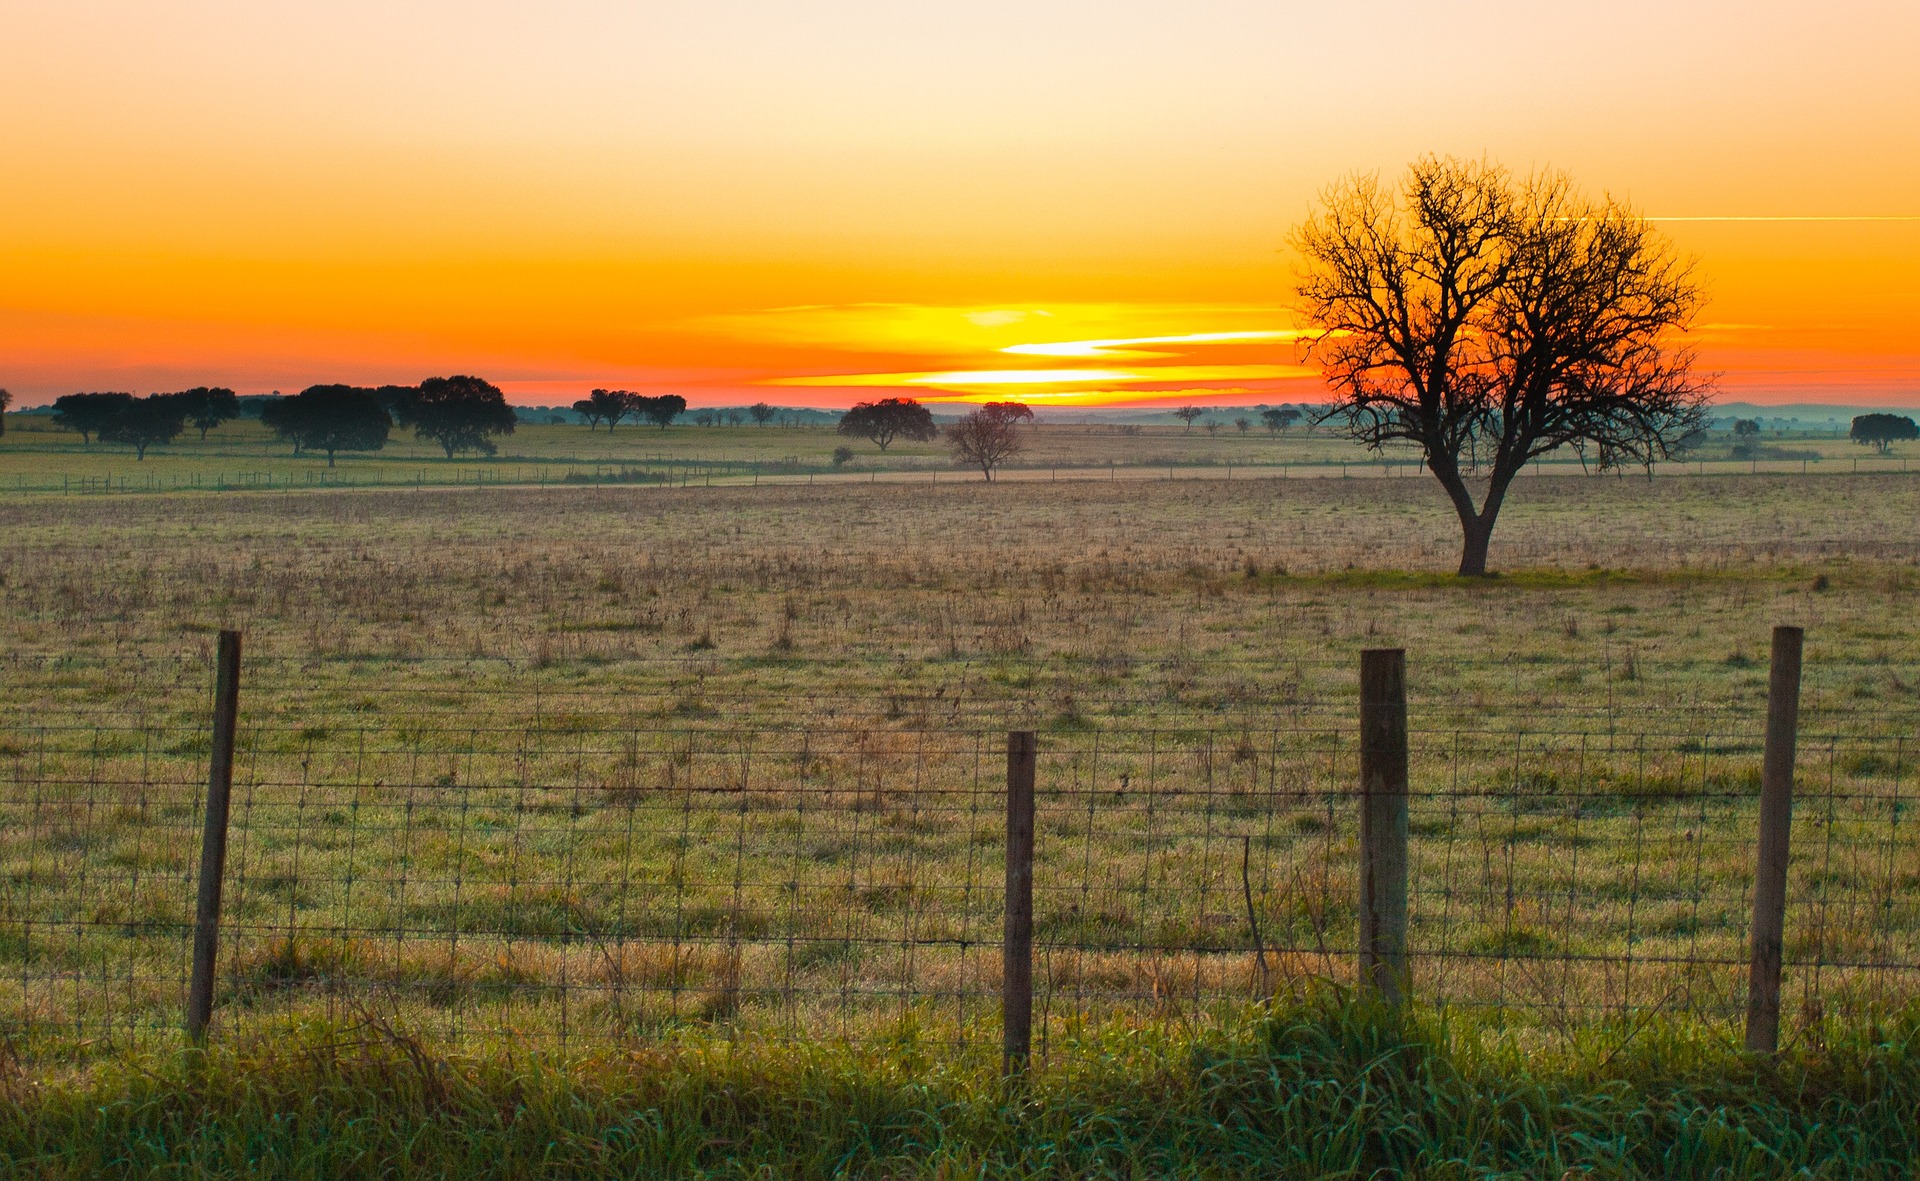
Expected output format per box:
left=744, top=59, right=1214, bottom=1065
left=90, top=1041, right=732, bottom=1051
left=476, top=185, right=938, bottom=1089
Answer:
left=2, top=442, right=1920, bottom=1175
left=2, top=414, right=1912, bottom=494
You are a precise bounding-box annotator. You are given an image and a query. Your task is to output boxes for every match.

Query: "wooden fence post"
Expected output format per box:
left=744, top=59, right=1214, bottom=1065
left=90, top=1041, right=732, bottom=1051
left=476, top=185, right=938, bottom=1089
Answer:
left=186, top=629, right=242, bottom=1042
left=1004, top=731, right=1037, bottom=1076
left=1745, top=625, right=1804, bottom=1053
left=1359, top=649, right=1409, bottom=1005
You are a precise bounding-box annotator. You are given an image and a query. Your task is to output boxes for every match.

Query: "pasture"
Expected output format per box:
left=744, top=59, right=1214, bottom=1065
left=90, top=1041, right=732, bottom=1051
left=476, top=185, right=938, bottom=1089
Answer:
left=3, top=422, right=1919, bottom=1177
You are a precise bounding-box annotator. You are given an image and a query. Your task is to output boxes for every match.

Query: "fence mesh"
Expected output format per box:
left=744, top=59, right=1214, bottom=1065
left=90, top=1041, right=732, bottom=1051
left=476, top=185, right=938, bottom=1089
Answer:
left=2, top=657, right=1917, bottom=1066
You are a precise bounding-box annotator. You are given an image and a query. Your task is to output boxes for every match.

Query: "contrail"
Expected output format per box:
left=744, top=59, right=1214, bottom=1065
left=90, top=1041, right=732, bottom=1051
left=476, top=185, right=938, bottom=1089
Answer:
left=1646, top=215, right=1920, bottom=222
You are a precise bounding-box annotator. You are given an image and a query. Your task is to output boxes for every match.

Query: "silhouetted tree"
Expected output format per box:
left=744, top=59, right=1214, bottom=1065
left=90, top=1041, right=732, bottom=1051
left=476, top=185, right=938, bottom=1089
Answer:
left=1851, top=413, right=1919, bottom=455
left=1732, top=418, right=1761, bottom=440
left=262, top=386, right=391, bottom=465
left=947, top=405, right=1027, bottom=481
left=1295, top=156, right=1710, bottom=575
left=636, top=394, right=687, bottom=430
left=749, top=402, right=777, bottom=427
left=166, top=387, right=239, bottom=439
left=51, top=392, right=135, bottom=444
left=1261, top=407, right=1302, bottom=435
left=837, top=397, right=937, bottom=450
left=576, top=388, right=636, bottom=431
left=405, top=375, right=516, bottom=458
left=0, top=389, right=10, bottom=436
left=1173, top=406, right=1205, bottom=433
left=1234, top=416, right=1251, bottom=434
left=100, top=395, right=188, bottom=460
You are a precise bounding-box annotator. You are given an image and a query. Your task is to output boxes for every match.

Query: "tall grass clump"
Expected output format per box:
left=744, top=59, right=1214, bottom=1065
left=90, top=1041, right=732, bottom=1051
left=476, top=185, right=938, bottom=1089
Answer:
left=3, top=992, right=1915, bottom=1178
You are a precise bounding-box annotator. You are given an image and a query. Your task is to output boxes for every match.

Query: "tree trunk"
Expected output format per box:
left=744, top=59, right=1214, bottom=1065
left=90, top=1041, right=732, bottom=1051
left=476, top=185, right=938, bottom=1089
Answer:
left=1456, top=516, right=1493, bottom=576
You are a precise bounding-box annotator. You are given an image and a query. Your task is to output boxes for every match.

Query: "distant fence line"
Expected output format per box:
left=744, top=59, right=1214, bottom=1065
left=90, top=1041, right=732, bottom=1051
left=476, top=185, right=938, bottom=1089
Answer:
left=9, top=450, right=1919, bottom=496
left=2, top=627, right=1916, bottom=1070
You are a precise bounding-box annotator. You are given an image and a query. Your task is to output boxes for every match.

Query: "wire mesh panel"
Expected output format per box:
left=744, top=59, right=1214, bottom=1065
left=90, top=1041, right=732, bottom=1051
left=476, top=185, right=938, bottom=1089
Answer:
left=2, top=702, right=1917, bottom=1067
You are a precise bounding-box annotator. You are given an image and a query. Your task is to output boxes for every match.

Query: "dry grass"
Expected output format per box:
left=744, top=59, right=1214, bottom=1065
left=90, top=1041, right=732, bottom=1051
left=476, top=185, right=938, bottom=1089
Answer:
left=3, top=460, right=1919, bottom=1064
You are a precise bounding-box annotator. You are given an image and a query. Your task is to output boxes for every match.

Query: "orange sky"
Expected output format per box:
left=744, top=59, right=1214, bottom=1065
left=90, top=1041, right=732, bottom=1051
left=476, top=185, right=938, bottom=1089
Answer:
left=4, top=1, right=1918, bottom=409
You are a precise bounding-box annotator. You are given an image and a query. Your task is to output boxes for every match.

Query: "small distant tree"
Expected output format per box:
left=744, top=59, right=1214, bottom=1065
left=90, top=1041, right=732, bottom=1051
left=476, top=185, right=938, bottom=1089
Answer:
left=1731, top=418, right=1760, bottom=439
left=1173, top=405, right=1205, bottom=433
left=579, top=388, right=635, bottom=431
left=406, top=375, right=516, bottom=458
left=571, top=397, right=606, bottom=430
left=51, top=392, right=135, bottom=443
left=837, top=397, right=937, bottom=451
left=831, top=445, right=855, bottom=467
left=0, top=388, right=11, bottom=436
left=1203, top=420, right=1221, bottom=436
left=947, top=405, right=1028, bottom=481
left=1851, top=413, right=1919, bottom=455
left=1234, top=416, right=1251, bottom=434
left=262, top=386, right=391, bottom=465
left=726, top=409, right=745, bottom=426
left=100, top=394, right=188, bottom=460
left=693, top=410, right=715, bottom=427
left=749, top=402, right=777, bottom=427
left=636, top=393, right=687, bottom=430
left=1261, top=406, right=1301, bottom=435
left=166, top=387, right=240, bottom=439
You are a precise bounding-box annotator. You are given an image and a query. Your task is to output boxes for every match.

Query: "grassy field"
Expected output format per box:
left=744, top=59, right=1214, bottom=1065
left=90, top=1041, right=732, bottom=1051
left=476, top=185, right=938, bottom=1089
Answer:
left=3, top=425, right=1918, bottom=1174
left=2, top=412, right=1910, bottom=494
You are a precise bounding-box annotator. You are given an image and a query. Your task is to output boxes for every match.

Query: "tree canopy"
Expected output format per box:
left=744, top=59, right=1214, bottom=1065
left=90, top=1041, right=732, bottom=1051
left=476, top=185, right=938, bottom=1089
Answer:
left=404, top=376, right=516, bottom=458
left=636, top=394, right=687, bottom=430
left=1261, top=407, right=1302, bottom=434
left=1850, top=413, right=1919, bottom=455
left=749, top=403, right=777, bottom=427
left=261, top=386, right=392, bottom=465
left=574, top=388, right=637, bottom=431
left=1295, top=156, right=1710, bottom=575
left=99, top=395, right=188, bottom=460
left=836, top=397, right=937, bottom=450
left=51, top=393, right=135, bottom=444
left=166, top=387, right=240, bottom=439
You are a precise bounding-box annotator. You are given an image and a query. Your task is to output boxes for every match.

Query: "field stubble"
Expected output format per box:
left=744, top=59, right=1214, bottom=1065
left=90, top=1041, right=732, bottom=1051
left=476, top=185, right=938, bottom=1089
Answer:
left=3, top=469, right=1920, bottom=1067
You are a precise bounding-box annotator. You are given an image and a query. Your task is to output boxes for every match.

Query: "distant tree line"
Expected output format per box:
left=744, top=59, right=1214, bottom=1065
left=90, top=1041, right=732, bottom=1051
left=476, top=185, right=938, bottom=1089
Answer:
left=570, top=390, right=688, bottom=432
left=47, top=377, right=519, bottom=461
left=50, top=388, right=240, bottom=459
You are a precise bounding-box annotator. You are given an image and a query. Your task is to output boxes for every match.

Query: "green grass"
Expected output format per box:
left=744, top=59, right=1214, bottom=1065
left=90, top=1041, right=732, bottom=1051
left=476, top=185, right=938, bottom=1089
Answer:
left=3, top=993, right=1916, bottom=1178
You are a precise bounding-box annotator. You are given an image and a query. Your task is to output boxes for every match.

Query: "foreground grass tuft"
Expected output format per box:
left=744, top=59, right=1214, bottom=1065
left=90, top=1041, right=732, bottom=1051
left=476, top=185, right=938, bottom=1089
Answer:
left=4, top=995, right=1916, bottom=1179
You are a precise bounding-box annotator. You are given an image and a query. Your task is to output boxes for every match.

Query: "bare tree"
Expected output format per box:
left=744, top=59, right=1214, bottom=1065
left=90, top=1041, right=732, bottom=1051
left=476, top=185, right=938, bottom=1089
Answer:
left=1295, top=156, right=1710, bottom=575
left=1173, top=406, right=1204, bottom=433
left=749, top=402, right=777, bottom=427
left=1234, top=416, right=1251, bottom=434
left=947, top=405, right=1027, bottom=481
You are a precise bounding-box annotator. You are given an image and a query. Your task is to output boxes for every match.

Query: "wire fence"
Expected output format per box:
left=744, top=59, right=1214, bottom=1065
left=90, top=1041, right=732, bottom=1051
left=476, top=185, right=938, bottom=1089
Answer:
left=2, top=641, right=1917, bottom=1067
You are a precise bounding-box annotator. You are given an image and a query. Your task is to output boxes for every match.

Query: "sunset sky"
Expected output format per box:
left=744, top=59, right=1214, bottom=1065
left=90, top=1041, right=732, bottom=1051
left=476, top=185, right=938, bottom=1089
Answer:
left=4, top=1, right=1918, bottom=409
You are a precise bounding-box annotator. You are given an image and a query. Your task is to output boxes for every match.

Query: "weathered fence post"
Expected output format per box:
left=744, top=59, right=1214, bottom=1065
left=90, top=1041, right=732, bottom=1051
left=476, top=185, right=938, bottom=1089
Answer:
left=1359, top=649, right=1410, bottom=1006
left=1745, top=625, right=1804, bottom=1054
left=187, top=629, right=242, bottom=1042
left=1004, top=730, right=1037, bottom=1076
